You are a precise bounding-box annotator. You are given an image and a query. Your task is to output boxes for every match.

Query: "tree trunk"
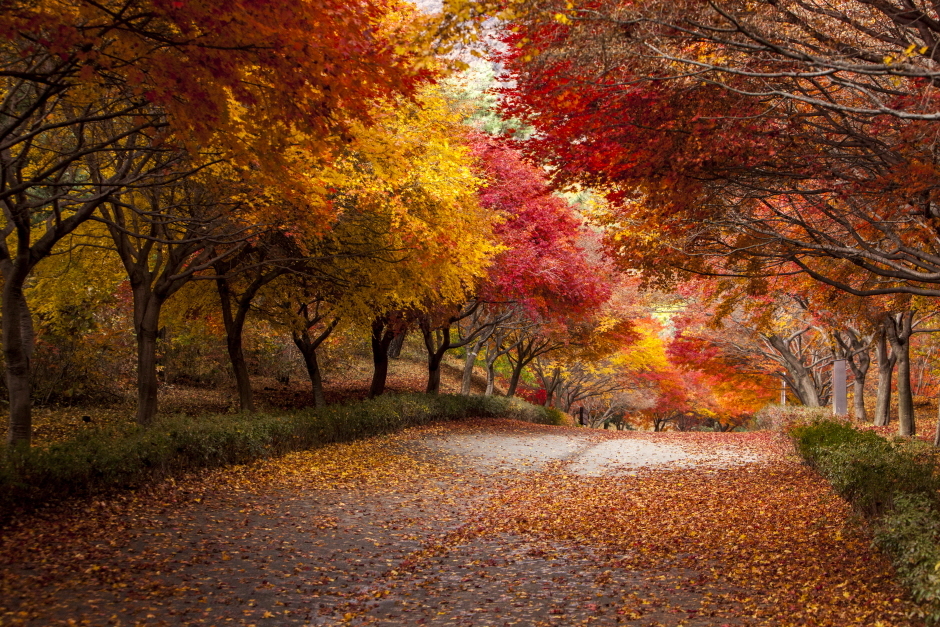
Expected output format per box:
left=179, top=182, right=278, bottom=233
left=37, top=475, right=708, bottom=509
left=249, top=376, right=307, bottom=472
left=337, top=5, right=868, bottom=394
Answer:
left=427, top=359, right=443, bottom=394
left=485, top=363, right=496, bottom=396
left=484, top=343, right=503, bottom=396
left=292, top=319, right=337, bottom=408
left=838, top=330, right=871, bottom=423
left=420, top=322, right=452, bottom=395
left=2, top=280, right=34, bottom=447
left=896, top=344, right=915, bottom=437
left=424, top=327, right=445, bottom=394
left=369, top=317, right=396, bottom=398
left=226, top=328, right=254, bottom=412
left=506, top=359, right=525, bottom=397
left=796, top=373, right=822, bottom=407
left=852, top=377, right=867, bottom=422
left=134, top=297, right=164, bottom=426
left=388, top=330, right=407, bottom=359
left=460, top=336, right=486, bottom=395
left=295, top=338, right=326, bottom=408
left=216, top=277, right=255, bottom=412
left=764, top=334, right=822, bottom=407
left=885, top=312, right=915, bottom=437
left=874, top=327, right=895, bottom=427
left=543, top=367, right=562, bottom=407
left=934, top=391, right=940, bottom=447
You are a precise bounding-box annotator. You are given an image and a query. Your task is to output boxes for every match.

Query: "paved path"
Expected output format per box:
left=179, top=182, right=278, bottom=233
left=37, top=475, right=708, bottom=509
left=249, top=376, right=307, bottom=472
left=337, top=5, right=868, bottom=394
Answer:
left=418, top=430, right=765, bottom=475
left=0, top=420, right=919, bottom=627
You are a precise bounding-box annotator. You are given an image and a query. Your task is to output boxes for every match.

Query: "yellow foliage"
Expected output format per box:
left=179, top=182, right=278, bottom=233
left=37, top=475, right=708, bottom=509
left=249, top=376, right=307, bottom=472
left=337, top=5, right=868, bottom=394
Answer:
left=264, top=86, right=499, bottom=328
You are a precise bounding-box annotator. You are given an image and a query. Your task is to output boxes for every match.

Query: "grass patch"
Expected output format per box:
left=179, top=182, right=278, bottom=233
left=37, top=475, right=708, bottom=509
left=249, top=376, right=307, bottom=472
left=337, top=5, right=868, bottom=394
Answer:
left=0, top=393, right=556, bottom=519
left=791, top=418, right=940, bottom=622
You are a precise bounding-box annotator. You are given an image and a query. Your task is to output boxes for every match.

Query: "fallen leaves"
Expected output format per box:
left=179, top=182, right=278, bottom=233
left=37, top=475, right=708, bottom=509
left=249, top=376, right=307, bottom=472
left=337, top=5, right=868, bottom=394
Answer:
left=0, top=419, right=923, bottom=626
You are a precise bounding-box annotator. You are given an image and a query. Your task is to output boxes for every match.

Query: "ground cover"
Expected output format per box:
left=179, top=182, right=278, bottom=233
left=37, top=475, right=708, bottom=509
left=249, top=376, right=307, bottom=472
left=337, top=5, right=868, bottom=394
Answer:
left=0, top=419, right=919, bottom=626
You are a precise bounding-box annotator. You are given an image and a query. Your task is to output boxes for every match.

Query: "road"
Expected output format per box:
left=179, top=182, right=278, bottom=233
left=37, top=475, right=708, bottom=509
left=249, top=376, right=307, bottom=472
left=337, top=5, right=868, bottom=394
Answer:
left=0, top=419, right=918, bottom=626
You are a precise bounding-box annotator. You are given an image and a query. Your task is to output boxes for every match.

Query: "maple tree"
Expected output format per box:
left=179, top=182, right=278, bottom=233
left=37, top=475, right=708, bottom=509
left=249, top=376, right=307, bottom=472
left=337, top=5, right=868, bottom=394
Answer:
left=98, top=166, right=260, bottom=426
left=0, top=0, right=436, bottom=444
left=494, top=0, right=940, bottom=323
left=244, top=88, right=499, bottom=401
left=437, top=136, right=613, bottom=395
left=488, top=0, right=940, bottom=432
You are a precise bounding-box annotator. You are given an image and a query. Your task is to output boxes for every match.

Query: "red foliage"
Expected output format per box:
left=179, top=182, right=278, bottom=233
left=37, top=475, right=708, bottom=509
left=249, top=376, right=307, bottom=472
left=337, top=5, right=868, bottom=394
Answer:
left=515, top=385, right=547, bottom=406
left=470, top=136, right=610, bottom=318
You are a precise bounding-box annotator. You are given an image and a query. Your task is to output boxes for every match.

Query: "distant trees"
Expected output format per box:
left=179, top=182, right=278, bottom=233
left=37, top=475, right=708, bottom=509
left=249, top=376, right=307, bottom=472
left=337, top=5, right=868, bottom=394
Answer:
left=3, top=0, right=666, bottom=447
left=0, top=0, right=449, bottom=446
left=491, top=0, right=940, bottom=440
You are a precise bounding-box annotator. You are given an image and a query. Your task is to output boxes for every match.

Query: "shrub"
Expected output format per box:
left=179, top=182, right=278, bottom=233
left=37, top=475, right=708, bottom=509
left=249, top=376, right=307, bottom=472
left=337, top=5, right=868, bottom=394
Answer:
left=792, top=419, right=940, bottom=622
left=0, top=393, right=558, bottom=519
left=543, top=406, right=569, bottom=426
left=791, top=419, right=940, bottom=516
left=876, top=494, right=940, bottom=624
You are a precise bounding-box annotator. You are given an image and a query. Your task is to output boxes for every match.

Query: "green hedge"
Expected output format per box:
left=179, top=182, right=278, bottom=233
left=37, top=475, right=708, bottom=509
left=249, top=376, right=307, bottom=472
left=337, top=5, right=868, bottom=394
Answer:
left=0, top=393, right=558, bottom=519
left=791, top=419, right=940, bottom=622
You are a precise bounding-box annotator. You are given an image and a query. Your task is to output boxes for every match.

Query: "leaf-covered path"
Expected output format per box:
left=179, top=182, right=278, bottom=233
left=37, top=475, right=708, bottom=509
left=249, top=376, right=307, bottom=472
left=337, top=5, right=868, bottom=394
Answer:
left=0, top=421, right=920, bottom=626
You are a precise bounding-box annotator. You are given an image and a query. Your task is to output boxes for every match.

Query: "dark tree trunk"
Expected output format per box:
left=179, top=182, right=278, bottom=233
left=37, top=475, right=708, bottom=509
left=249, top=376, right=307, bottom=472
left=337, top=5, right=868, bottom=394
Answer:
left=227, top=329, right=253, bottom=412
left=505, top=338, right=546, bottom=398
left=506, top=359, right=525, bottom=398
left=369, top=317, right=397, bottom=398
left=134, top=295, right=164, bottom=426
left=294, top=338, right=326, bottom=408
left=3, top=279, right=35, bottom=446
left=216, top=277, right=255, bottom=412
left=421, top=325, right=450, bottom=395
left=292, top=319, right=337, bottom=408
left=874, top=326, right=895, bottom=427
left=426, top=357, right=443, bottom=394
left=885, top=312, right=915, bottom=437
left=388, top=330, right=407, bottom=359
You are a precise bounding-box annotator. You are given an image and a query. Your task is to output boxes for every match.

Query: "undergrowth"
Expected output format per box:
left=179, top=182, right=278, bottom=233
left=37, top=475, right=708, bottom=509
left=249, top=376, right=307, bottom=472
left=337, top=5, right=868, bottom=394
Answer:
left=791, top=418, right=940, bottom=623
left=0, top=393, right=559, bottom=519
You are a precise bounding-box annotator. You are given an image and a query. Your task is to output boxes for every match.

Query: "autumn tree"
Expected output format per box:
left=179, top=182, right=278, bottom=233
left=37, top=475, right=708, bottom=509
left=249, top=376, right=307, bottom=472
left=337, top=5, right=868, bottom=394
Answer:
left=495, top=1, right=940, bottom=346
left=252, top=89, right=497, bottom=400
left=98, top=167, right=264, bottom=425
left=445, top=138, right=614, bottom=397
left=0, top=0, right=433, bottom=445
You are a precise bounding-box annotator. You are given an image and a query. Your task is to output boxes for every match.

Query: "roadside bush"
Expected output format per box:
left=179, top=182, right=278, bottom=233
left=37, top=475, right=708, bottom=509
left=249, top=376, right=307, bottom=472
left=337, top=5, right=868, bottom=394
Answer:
left=792, top=419, right=940, bottom=622
left=877, top=494, right=940, bottom=624
left=792, top=419, right=940, bottom=516
left=0, top=393, right=558, bottom=519
left=544, top=406, right=568, bottom=426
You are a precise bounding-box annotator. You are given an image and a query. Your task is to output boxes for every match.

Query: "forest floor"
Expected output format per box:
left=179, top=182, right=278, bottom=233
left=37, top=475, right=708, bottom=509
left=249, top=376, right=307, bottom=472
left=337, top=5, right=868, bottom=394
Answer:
left=0, top=419, right=921, bottom=627
left=0, top=353, right=932, bottom=625
left=11, top=352, right=496, bottom=445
